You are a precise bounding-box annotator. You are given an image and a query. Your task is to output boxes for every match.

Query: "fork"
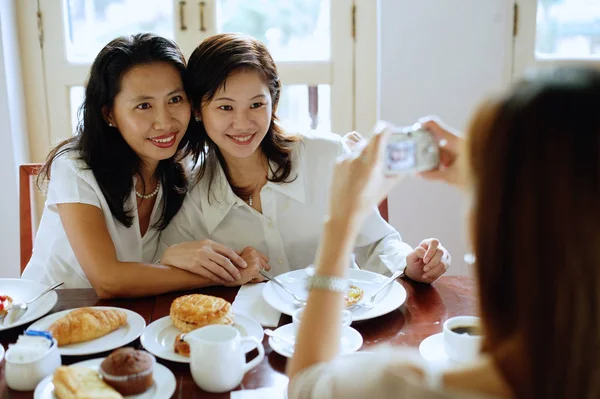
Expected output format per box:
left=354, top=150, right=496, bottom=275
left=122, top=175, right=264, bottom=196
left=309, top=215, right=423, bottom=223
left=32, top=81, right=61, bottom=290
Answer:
left=259, top=270, right=307, bottom=307
left=4, top=282, right=64, bottom=325
left=350, top=269, right=403, bottom=311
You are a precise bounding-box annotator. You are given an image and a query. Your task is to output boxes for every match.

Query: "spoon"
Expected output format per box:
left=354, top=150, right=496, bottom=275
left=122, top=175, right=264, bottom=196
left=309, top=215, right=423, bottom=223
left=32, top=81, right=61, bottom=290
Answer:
left=4, top=282, right=64, bottom=325
left=265, top=329, right=296, bottom=348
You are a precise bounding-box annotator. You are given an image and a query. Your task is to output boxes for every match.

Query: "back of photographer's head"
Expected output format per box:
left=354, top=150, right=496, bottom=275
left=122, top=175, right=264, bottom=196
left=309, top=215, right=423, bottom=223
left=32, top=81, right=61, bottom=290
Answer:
left=466, top=66, right=600, bottom=398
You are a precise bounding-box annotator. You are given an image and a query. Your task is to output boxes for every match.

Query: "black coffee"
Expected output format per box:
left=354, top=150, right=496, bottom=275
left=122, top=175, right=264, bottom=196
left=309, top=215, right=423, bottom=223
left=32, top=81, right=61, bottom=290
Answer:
left=450, top=325, right=481, bottom=336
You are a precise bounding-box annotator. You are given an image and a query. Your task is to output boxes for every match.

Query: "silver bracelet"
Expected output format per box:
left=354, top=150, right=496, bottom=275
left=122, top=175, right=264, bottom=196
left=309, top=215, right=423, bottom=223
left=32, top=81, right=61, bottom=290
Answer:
left=305, top=266, right=348, bottom=293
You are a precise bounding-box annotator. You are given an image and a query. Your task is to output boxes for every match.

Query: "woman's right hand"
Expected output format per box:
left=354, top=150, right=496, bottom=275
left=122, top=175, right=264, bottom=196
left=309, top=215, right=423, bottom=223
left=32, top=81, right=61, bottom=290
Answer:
left=418, top=116, right=465, bottom=187
left=160, top=240, right=247, bottom=284
left=224, top=246, right=271, bottom=286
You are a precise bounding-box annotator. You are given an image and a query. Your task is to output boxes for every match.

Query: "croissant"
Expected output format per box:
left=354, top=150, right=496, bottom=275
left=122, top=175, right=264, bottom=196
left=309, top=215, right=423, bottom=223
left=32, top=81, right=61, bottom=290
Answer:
left=49, top=308, right=128, bottom=346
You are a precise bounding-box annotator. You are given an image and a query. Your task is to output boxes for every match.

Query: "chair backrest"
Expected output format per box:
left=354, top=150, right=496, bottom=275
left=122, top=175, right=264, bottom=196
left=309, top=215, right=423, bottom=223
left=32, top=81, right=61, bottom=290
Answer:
left=20, top=163, right=43, bottom=274
left=378, top=198, right=389, bottom=222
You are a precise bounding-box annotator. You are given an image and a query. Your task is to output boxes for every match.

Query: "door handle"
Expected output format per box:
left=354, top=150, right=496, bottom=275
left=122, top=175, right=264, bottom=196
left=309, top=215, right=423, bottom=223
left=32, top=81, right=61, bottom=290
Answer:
left=179, top=1, right=187, bottom=31
left=199, top=1, right=206, bottom=32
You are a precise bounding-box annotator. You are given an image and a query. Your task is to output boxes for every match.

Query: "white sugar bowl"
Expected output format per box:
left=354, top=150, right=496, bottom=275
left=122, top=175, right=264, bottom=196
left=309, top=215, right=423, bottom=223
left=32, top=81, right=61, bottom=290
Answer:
left=5, top=335, right=61, bottom=391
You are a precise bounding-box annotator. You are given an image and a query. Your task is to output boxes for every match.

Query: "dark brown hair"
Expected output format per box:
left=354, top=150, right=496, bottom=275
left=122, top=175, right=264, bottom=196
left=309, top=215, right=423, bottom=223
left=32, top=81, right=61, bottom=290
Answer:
left=185, top=33, right=299, bottom=201
left=467, top=67, right=600, bottom=398
left=38, top=33, right=201, bottom=230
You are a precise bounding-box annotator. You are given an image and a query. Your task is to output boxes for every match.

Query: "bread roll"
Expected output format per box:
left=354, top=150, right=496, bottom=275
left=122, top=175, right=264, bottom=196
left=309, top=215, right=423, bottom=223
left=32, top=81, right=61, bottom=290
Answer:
left=170, top=294, right=233, bottom=333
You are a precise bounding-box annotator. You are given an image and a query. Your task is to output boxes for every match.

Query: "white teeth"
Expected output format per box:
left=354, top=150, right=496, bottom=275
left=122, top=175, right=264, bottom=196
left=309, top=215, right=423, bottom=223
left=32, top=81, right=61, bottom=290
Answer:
left=150, top=135, right=175, bottom=143
left=230, top=135, right=252, bottom=143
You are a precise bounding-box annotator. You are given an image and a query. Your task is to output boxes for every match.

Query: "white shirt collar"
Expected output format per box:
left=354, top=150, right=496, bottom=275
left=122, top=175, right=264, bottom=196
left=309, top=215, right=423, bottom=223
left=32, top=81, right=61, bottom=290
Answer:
left=199, top=150, right=305, bottom=234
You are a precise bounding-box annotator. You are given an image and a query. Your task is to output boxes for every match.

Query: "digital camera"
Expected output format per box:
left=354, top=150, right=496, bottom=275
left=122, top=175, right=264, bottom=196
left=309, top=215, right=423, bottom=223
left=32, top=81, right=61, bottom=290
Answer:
left=376, top=121, right=440, bottom=174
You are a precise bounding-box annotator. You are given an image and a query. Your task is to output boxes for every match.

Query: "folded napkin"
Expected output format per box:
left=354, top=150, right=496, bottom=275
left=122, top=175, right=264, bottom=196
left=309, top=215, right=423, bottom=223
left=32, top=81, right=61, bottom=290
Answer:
left=231, top=387, right=285, bottom=399
left=232, top=283, right=281, bottom=327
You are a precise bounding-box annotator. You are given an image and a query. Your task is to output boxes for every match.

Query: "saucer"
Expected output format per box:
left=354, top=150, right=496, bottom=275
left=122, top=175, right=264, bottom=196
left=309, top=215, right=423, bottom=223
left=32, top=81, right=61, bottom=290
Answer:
left=141, top=314, right=263, bottom=363
left=268, top=324, right=363, bottom=358
left=419, top=332, right=452, bottom=367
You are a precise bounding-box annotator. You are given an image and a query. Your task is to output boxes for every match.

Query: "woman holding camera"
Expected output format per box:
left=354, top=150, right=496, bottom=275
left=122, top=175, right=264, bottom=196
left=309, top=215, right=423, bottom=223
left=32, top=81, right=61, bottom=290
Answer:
left=288, top=66, right=600, bottom=398
left=157, top=33, right=450, bottom=284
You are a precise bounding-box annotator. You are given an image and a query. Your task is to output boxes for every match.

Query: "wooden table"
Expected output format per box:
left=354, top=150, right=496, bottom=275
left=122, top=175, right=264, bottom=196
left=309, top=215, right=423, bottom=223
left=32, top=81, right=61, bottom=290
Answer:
left=0, top=276, right=477, bottom=398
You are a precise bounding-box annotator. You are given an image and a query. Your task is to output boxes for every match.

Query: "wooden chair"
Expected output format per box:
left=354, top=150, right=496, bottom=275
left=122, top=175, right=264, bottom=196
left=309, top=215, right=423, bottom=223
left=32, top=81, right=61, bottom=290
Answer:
left=20, top=163, right=43, bottom=273
left=378, top=198, right=389, bottom=222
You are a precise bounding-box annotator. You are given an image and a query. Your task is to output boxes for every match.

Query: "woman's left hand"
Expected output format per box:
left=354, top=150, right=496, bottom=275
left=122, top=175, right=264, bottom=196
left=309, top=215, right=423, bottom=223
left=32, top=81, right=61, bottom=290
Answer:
left=343, top=131, right=366, bottom=151
left=405, top=238, right=451, bottom=283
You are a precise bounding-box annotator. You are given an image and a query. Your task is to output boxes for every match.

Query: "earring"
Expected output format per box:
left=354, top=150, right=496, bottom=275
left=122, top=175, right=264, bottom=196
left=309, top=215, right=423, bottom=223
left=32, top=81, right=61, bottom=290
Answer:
left=194, top=116, right=201, bottom=123
left=108, top=123, right=114, bottom=127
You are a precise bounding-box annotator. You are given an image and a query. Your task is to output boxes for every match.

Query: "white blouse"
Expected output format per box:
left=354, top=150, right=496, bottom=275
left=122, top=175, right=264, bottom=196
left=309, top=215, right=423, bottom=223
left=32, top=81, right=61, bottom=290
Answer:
left=157, top=130, right=413, bottom=276
left=289, top=347, right=502, bottom=399
left=21, top=151, right=164, bottom=288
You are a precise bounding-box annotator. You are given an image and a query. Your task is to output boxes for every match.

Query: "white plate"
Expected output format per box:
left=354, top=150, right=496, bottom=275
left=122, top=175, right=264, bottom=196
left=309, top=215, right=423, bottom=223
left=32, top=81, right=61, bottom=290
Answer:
left=34, top=356, right=176, bottom=399
left=140, top=313, right=264, bottom=363
left=263, top=269, right=407, bottom=321
left=419, top=332, right=452, bottom=367
left=268, top=323, right=363, bottom=358
left=0, top=343, right=4, bottom=362
left=0, top=279, right=58, bottom=331
left=27, top=307, right=146, bottom=356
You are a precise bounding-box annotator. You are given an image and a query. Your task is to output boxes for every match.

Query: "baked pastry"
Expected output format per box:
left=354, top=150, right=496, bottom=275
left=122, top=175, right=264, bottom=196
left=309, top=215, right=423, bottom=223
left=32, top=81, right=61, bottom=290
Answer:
left=174, top=333, right=190, bottom=357
left=100, top=348, right=155, bottom=396
left=344, top=284, right=364, bottom=307
left=170, top=294, right=233, bottom=333
left=48, top=308, right=128, bottom=346
left=0, top=294, right=13, bottom=317
left=53, top=365, right=123, bottom=399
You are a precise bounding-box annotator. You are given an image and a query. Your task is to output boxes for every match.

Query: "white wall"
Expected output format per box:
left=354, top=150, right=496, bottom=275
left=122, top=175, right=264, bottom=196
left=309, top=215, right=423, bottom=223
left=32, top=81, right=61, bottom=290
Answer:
left=380, top=0, right=513, bottom=276
left=0, top=0, right=30, bottom=278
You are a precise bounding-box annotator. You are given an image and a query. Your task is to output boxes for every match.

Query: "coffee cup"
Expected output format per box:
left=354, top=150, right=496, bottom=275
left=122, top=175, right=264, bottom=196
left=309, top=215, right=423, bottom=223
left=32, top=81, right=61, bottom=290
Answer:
left=443, top=316, right=483, bottom=363
left=183, top=325, right=264, bottom=393
left=292, top=307, right=352, bottom=335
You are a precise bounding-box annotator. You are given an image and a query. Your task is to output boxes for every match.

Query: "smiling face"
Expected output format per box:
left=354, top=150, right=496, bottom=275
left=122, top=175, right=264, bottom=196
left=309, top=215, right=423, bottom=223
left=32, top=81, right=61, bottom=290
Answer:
left=199, top=69, right=272, bottom=161
left=106, top=62, right=191, bottom=170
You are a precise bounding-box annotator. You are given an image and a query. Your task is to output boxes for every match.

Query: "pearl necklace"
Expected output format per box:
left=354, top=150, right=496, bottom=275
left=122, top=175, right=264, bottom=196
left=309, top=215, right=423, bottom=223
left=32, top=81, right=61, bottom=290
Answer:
left=136, top=181, right=160, bottom=199
left=248, top=194, right=253, bottom=206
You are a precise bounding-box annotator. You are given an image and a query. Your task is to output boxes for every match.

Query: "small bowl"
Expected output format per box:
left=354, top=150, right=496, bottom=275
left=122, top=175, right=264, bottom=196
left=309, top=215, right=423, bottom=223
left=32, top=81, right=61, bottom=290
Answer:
left=100, top=351, right=155, bottom=395
left=5, top=338, right=61, bottom=391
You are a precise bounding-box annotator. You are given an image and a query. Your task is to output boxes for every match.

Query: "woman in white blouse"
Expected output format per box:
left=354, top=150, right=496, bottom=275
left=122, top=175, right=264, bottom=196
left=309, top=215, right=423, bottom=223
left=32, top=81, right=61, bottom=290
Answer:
left=158, top=33, right=450, bottom=283
left=22, top=34, right=248, bottom=295
left=288, top=67, right=600, bottom=398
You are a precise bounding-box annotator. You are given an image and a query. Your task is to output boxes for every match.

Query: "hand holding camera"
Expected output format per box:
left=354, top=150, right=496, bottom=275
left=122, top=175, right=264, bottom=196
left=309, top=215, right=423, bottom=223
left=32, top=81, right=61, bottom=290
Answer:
left=416, top=117, right=464, bottom=187
left=344, top=117, right=464, bottom=187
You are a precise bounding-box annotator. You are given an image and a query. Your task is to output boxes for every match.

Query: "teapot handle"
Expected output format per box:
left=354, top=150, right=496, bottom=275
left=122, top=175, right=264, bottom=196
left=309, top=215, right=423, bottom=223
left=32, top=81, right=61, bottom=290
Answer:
left=241, top=337, right=265, bottom=373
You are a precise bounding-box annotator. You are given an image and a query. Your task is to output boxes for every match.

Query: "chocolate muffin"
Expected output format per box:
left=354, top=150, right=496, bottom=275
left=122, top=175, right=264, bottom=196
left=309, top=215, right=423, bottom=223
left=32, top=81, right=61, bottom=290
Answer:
left=100, top=348, right=155, bottom=395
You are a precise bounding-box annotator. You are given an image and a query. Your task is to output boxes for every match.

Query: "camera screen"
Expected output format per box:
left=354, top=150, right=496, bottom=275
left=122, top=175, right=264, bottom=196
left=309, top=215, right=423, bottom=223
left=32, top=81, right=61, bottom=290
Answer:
left=386, top=141, right=416, bottom=171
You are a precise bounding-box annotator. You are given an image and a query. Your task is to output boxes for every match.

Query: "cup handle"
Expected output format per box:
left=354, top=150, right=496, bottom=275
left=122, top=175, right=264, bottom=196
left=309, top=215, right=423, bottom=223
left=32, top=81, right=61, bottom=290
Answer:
left=241, top=337, right=265, bottom=373
left=341, top=309, right=353, bottom=327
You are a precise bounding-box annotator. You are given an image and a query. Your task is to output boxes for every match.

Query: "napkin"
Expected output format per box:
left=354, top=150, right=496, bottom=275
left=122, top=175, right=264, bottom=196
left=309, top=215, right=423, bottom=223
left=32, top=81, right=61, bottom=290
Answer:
left=231, top=387, right=286, bottom=399
left=232, top=283, right=281, bottom=327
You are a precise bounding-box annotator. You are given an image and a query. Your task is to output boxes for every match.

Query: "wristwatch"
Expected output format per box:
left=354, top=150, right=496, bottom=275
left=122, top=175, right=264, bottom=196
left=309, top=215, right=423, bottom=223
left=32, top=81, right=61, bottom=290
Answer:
left=305, top=265, right=349, bottom=293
